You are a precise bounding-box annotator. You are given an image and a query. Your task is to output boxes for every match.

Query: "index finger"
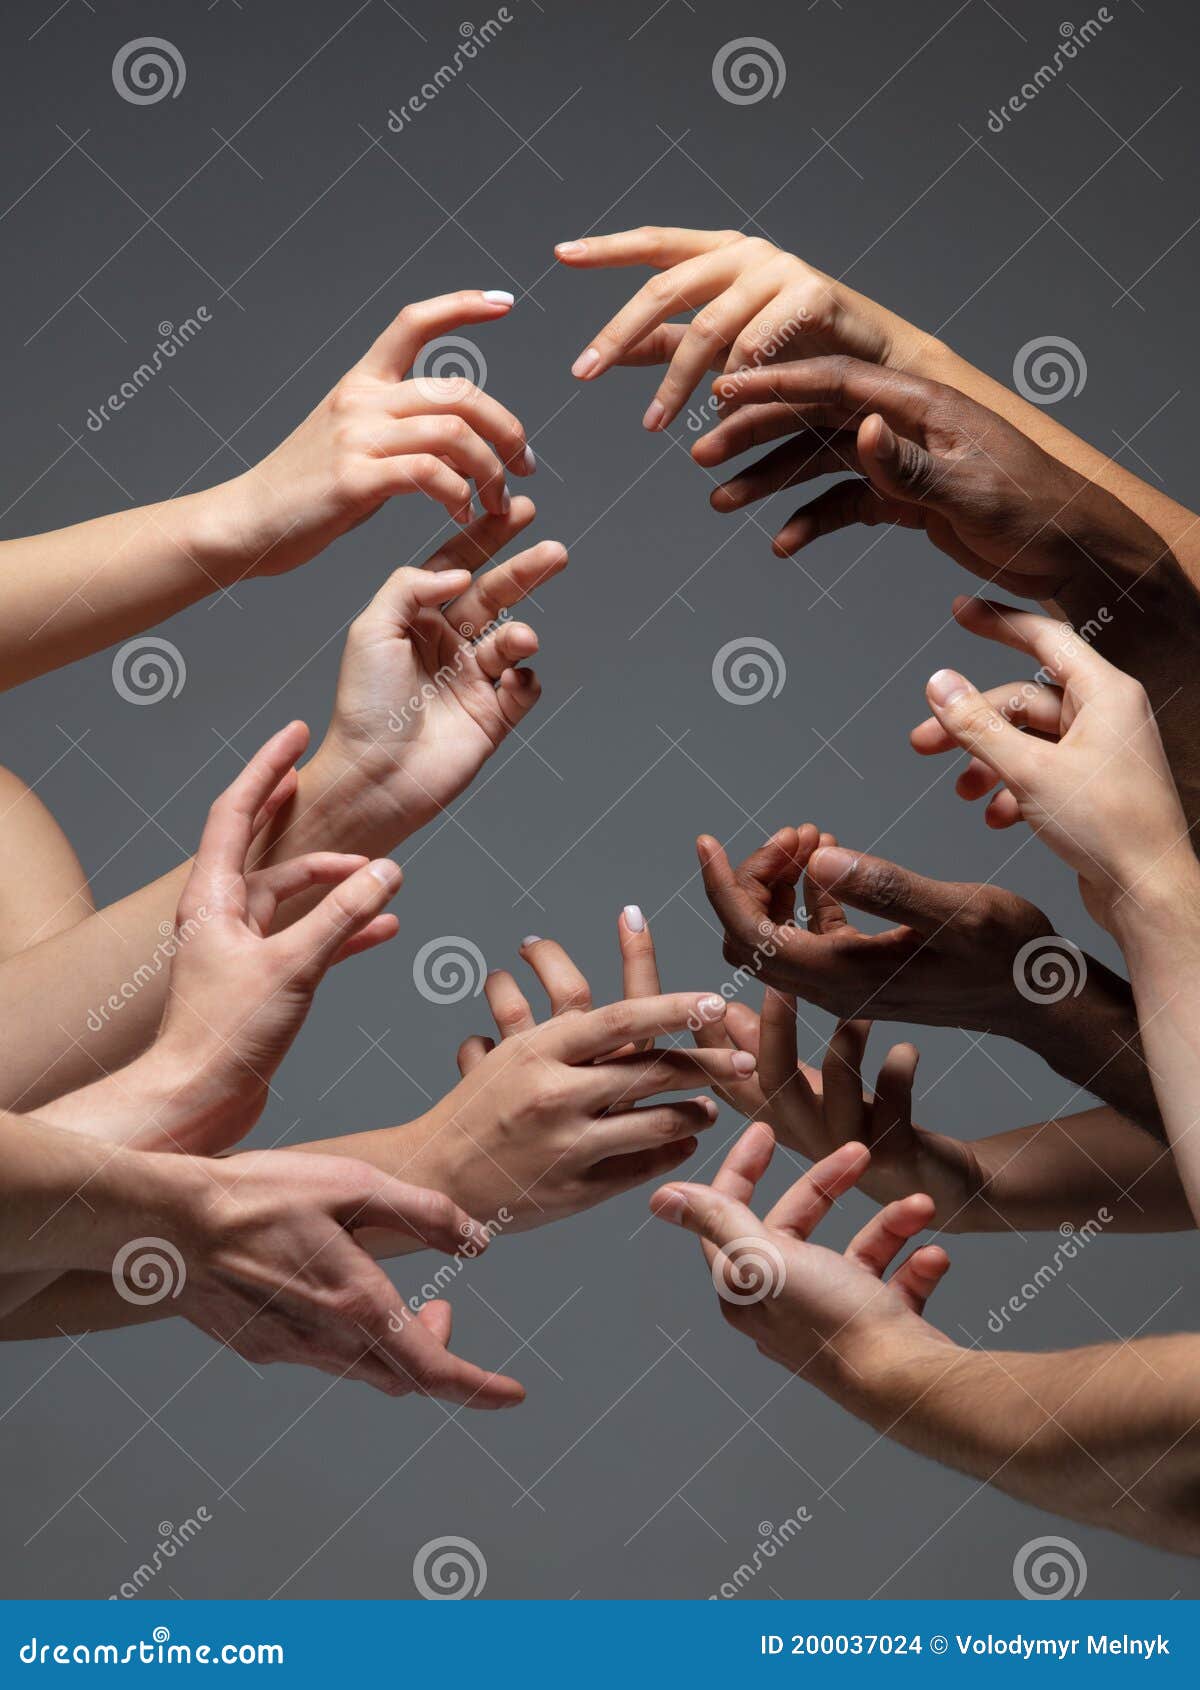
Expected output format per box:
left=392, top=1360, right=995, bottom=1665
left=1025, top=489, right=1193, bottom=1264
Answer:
left=194, top=721, right=310, bottom=891
left=952, top=596, right=1114, bottom=700
left=554, top=227, right=737, bottom=270
left=697, top=834, right=782, bottom=953
left=541, top=992, right=728, bottom=1062
left=359, top=289, right=515, bottom=380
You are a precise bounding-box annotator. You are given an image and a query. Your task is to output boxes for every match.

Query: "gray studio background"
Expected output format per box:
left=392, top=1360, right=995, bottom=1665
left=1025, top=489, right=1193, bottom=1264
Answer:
left=1, top=0, right=1197, bottom=1601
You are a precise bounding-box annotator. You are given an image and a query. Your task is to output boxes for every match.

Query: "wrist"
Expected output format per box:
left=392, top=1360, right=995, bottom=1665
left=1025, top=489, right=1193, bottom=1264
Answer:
left=813, top=1317, right=959, bottom=1422
left=267, top=745, right=417, bottom=863
left=1109, top=849, right=1200, bottom=953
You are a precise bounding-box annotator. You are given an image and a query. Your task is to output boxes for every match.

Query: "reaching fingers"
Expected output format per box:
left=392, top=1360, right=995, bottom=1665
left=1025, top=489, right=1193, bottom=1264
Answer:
left=329, top=912, right=400, bottom=964
left=278, top=859, right=404, bottom=980
left=844, top=1193, right=936, bottom=1279
left=569, top=250, right=742, bottom=384
left=772, top=478, right=913, bottom=557
left=763, top=1141, right=871, bottom=1240
left=648, top=1177, right=768, bottom=1253
left=820, top=1020, right=871, bottom=1145
left=423, top=496, right=538, bottom=575
left=186, top=722, right=310, bottom=918
left=804, top=844, right=972, bottom=937
left=338, top=1170, right=488, bottom=1257
left=619, top=904, right=661, bottom=1049
left=456, top=1034, right=495, bottom=1077
left=542, top=992, right=728, bottom=1062
left=471, top=619, right=539, bottom=682
left=869, top=1043, right=920, bottom=1158
left=805, top=831, right=850, bottom=936
left=890, top=1243, right=952, bottom=1315
left=711, top=1120, right=776, bottom=1205
left=554, top=227, right=738, bottom=271
left=367, top=416, right=510, bottom=517
left=387, top=382, right=532, bottom=478
left=250, top=766, right=298, bottom=839
left=494, top=664, right=542, bottom=730
left=951, top=595, right=1115, bottom=701
left=646, top=270, right=783, bottom=429
left=375, top=1298, right=526, bottom=1409
left=589, top=1135, right=700, bottom=1196
left=365, top=566, right=473, bottom=637
left=710, top=433, right=863, bottom=514
left=587, top=1046, right=756, bottom=1108
left=443, top=540, right=567, bottom=638
left=484, top=969, right=536, bottom=1038
left=244, top=851, right=369, bottom=933
left=360, top=290, right=515, bottom=382
left=518, top=936, right=593, bottom=1016
left=924, top=666, right=1045, bottom=786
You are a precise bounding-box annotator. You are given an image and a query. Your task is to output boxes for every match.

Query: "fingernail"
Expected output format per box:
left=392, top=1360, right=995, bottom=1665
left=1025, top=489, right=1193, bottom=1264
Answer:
left=699, top=1097, right=719, bottom=1120
left=655, top=1189, right=687, bottom=1224
left=697, top=995, right=727, bottom=1021
left=622, top=904, right=646, bottom=933
left=812, top=846, right=855, bottom=886
left=642, top=400, right=665, bottom=432
left=500, top=486, right=511, bottom=513
left=927, top=668, right=971, bottom=707
left=572, top=348, right=600, bottom=379
left=483, top=289, right=514, bottom=305
left=367, top=858, right=401, bottom=888
left=555, top=240, right=586, bottom=257
left=521, top=934, right=542, bottom=947
left=731, top=1051, right=756, bottom=1076
left=522, top=446, right=537, bottom=475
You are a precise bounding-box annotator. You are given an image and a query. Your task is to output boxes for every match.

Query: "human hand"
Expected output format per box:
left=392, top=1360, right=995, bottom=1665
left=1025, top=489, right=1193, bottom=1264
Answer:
left=133, top=720, right=404, bottom=1152
left=555, top=227, right=933, bottom=431
left=160, top=1147, right=524, bottom=1405
left=297, top=505, right=566, bottom=850
left=694, top=355, right=1167, bottom=599
left=213, top=290, right=535, bottom=580
left=753, top=999, right=987, bottom=1231
left=403, top=990, right=752, bottom=1231
left=917, top=597, right=1198, bottom=931
left=697, top=824, right=1062, bottom=1033
left=650, top=1123, right=952, bottom=1385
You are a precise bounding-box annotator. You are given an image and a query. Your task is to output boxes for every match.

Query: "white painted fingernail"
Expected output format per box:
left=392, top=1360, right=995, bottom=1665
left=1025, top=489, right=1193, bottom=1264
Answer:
left=483, top=290, right=514, bottom=305
left=521, top=934, right=542, bottom=947
left=555, top=240, right=586, bottom=257
left=500, top=486, right=511, bottom=513
left=622, top=904, right=646, bottom=933
left=522, top=446, right=537, bottom=474
left=698, top=995, right=726, bottom=1020
left=572, top=348, right=600, bottom=379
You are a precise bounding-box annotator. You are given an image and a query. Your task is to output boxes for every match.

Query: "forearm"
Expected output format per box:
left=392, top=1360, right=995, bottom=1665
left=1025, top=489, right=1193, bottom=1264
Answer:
left=828, top=1331, right=1200, bottom=1554
left=968, top=1105, right=1192, bottom=1233
left=1112, top=886, right=1200, bottom=1225
left=917, top=339, right=1200, bottom=567
left=0, top=488, right=240, bottom=691
left=997, top=956, right=1162, bottom=1135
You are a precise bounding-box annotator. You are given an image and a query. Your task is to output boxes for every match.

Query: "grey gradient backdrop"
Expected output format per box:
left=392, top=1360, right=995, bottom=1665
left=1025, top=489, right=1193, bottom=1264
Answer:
left=1, top=0, right=1197, bottom=1601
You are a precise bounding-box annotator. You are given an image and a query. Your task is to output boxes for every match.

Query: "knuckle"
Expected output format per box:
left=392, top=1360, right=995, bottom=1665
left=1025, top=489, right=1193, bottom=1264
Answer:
left=597, top=1003, right=634, bottom=1044
left=556, top=985, right=593, bottom=1014
left=688, top=310, right=726, bottom=347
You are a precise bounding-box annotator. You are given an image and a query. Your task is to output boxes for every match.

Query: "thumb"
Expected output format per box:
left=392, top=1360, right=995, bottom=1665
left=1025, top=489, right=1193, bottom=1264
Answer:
left=857, top=413, right=945, bottom=507
left=805, top=846, right=981, bottom=936
left=368, top=566, right=473, bottom=634
left=925, top=666, right=1039, bottom=781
